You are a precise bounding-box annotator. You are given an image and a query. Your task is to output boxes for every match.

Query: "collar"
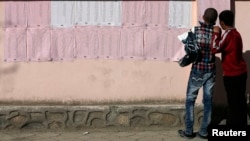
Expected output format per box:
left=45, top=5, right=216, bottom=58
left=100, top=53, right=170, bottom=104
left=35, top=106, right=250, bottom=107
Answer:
left=198, top=21, right=214, bottom=26
left=225, top=27, right=235, bottom=31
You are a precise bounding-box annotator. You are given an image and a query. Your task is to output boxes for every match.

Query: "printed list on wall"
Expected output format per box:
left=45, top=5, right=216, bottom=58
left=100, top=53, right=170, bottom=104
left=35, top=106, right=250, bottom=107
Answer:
left=3, top=0, right=230, bottom=62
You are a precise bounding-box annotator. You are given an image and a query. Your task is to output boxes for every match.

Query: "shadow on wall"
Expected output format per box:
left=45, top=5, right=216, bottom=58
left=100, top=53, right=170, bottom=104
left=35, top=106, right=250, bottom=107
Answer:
left=0, top=63, right=19, bottom=88
left=211, top=51, right=250, bottom=125
left=213, top=57, right=227, bottom=106
left=243, top=50, right=250, bottom=99
left=210, top=57, right=228, bottom=125
left=0, top=20, right=19, bottom=76
left=243, top=51, right=250, bottom=122
left=0, top=63, right=19, bottom=96
left=0, top=23, right=20, bottom=93
left=0, top=64, right=19, bottom=75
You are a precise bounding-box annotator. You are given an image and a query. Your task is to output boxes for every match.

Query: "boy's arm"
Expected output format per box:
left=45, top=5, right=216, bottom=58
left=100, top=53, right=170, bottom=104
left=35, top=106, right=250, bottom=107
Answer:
left=211, top=26, right=222, bottom=54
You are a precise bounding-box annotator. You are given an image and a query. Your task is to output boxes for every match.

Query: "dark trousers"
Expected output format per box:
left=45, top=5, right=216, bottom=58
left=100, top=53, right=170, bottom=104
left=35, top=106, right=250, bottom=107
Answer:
left=223, top=72, right=248, bottom=127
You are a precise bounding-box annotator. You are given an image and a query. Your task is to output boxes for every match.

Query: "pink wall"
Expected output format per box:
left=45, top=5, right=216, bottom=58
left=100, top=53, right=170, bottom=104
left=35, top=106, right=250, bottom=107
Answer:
left=1, top=1, right=248, bottom=105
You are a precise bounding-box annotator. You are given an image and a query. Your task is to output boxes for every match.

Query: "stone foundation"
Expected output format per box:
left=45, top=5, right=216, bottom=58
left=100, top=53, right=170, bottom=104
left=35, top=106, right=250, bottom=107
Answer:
left=0, top=105, right=249, bottom=130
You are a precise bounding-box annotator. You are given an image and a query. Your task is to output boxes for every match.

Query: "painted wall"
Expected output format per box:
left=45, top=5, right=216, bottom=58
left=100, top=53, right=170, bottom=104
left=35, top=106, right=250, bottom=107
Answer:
left=0, top=1, right=248, bottom=105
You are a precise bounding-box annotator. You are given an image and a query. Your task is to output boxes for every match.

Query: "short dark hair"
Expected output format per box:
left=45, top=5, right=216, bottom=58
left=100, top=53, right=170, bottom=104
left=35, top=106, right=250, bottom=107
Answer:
left=203, top=8, right=218, bottom=25
left=219, top=10, right=234, bottom=26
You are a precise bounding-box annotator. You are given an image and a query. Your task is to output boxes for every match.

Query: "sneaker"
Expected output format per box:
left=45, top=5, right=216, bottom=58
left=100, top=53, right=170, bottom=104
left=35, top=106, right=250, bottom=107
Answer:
left=197, top=132, right=208, bottom=139
left=178, top=129, right=196, bottom=139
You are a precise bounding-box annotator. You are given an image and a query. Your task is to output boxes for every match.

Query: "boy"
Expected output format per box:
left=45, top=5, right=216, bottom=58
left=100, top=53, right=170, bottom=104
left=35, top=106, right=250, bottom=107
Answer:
left=178, top=8, right=218, bottom=139
left=212, top=10, right=248, bottom=127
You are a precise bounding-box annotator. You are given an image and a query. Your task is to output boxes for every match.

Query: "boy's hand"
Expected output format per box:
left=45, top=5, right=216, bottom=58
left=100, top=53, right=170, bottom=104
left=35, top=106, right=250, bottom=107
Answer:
left=213, top=26, right=221, bottom=33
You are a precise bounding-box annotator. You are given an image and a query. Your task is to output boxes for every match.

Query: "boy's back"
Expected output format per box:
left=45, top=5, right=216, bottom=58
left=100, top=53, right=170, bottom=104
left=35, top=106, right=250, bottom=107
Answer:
left=178, top=7, right=218, bottom=139
left=192, top=22, right=215, bottom=73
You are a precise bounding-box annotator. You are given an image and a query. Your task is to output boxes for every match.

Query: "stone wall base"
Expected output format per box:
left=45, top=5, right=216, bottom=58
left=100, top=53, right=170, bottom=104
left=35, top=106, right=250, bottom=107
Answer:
left=0, top=105, right=249, bottom=130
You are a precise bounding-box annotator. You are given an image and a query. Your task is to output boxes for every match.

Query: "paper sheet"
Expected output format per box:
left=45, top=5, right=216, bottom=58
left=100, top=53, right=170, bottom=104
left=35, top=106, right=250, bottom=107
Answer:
left=51, top=1, right=75, bottom=28
left=27, top=27, right=51, bottom=61
left=51, top=28, right=75, bottom=61
left=4, top=1, right=27, bottom=28
left=27, top=1, right=50, bottom=27
left=120, top=27, right=144, bottom=60
left=144, top=27, right=168, bottom=60
left=4, top=28, right=27, bottom=62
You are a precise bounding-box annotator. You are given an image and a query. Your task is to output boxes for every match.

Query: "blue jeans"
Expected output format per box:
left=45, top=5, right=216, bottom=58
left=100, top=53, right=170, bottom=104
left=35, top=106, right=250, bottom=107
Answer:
left=185, top=71, right=215, bottom=136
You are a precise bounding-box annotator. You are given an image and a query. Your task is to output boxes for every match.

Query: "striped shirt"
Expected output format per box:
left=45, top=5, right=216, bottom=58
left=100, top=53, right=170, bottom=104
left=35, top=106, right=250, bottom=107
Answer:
left=191, top=22, right=216, bottom=73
